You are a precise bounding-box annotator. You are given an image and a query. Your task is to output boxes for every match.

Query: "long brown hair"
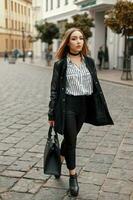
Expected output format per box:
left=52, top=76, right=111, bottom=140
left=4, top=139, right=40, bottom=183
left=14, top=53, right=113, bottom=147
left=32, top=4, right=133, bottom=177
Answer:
left=55, top=27, right=89, bottom=60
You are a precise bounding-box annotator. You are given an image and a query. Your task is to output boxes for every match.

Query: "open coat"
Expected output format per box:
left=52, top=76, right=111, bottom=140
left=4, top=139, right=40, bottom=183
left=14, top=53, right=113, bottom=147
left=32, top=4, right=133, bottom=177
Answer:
left=48, top=56, right=114, bottom=135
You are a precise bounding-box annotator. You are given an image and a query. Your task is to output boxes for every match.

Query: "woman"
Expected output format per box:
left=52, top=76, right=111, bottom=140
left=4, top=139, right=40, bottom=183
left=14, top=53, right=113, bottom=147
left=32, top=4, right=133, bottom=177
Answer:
left=48, top=27, right=114, bottom=197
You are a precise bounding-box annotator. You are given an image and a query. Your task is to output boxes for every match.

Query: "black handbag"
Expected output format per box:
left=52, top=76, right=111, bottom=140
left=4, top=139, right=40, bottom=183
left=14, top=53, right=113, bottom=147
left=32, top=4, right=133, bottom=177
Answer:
left=43, top=126, right=61, bottom=176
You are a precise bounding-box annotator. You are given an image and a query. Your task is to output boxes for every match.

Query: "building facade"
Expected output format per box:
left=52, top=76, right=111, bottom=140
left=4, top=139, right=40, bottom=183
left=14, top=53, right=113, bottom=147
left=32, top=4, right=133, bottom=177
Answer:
left=0, top=0, right=32, bottom=56
left=42, top=0, right=79, bottom=54
left=32, top=0, right=44, bottom=58
left=32, top=0, right=133, bottom=70
left=75, top=0, right=126, bottom=69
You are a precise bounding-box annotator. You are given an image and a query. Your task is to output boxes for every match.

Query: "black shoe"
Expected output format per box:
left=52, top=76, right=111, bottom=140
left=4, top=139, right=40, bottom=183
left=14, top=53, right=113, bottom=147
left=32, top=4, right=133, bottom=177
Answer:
left=69, top=173, right=79, bottom=196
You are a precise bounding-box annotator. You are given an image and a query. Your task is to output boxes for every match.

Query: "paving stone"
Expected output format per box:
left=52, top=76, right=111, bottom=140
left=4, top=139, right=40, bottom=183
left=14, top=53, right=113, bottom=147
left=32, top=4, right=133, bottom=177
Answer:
left=0, top=143, right=14, bottom=151
left=79, top=171, right=106, bottom=185
left=1, top=136, right=22, bottom=144
left=0, top=165, right=8, bottom=172
left=89, top=153, right=115, bottom=164
left=98, top=192, right=130, bottom=200
left=11, top=178, right=43, bottom=193
left=0, top=156, right=17, bottom=165
left=32, top=187, right=66, bottom=200
left=112, top=159, right=133, bottom=170
left=99, top=140, right=121, bottom=148
left=76, top=148, right=94, bottom=158
left=102, top=179, right=133, bottom=194
left=43, top=176, right=69, bottom=189
left=77, top=141, right=98, bottom=150
left=95, top=146, right=118, bottom=155
left=19, top=152, right=43, bottom=162
left=3, top=147, right=26, bottom=157
left=0, top=176, right=18, bottom=192
left=7, top=160, right=35, bottom=172
left=117, top=151, right=133, bottom=160
left=120, top=144, right=133, bottom=152
left=28, top=145, right=44, bottom=153
left=1, top=170, right=25, bottom=178
left=84, top=162, right=111, bottom=174
left=77, top=183, right=99, bottom=200
left=108, top=167, right=133, bottom=181
left=123, top=138, right=133, bottom=145
left=24, top=167, right=49, bottom=180
left=76, top=156, right=89, bottom=167
left=1, top=192, right=33, bottom=200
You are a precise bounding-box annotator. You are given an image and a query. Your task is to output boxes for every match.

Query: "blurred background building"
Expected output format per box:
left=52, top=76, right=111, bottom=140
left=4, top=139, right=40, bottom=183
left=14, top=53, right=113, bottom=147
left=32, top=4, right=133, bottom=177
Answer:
left=38, top=0, right=132, bottom=70
left=32, top=0, right=43, bottom=58
left=0, top=0, right=32, bottom=57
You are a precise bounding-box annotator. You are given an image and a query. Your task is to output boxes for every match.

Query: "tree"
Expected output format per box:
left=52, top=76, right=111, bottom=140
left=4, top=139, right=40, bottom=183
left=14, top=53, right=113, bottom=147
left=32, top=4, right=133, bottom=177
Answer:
left=35, top=20, right=59, bottom=45
left=35, top=20, right=59, bottom=66
left=65, top=12, right=95, bottom=40
left=104, top=0, right=133, bottom=80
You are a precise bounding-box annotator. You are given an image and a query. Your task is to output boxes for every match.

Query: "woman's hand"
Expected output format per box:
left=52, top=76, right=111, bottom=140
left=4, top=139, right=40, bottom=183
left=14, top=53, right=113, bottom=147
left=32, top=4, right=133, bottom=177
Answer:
left=48, top=120, right=55, bottom=127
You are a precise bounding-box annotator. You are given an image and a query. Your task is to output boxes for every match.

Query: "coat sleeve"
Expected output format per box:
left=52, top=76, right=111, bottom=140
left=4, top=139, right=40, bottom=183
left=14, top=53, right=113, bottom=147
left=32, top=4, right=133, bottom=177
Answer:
left=48, top=62, right=60, bottom=121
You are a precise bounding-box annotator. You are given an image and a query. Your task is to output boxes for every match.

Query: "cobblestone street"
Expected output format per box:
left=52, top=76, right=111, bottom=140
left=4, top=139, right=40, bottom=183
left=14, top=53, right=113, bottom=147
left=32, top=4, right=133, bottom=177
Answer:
left=0, top=62, right=133, bottom=200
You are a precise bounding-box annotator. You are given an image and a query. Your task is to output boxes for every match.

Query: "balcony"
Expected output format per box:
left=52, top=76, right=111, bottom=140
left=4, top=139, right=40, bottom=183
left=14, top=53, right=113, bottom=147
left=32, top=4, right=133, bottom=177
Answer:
left=74, top=0, right=116, bottom=11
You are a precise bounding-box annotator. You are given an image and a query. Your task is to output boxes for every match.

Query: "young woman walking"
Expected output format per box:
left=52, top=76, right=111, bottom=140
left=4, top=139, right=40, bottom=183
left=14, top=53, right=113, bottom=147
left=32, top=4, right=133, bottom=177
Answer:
left=48, top=27, right=113, bottom=197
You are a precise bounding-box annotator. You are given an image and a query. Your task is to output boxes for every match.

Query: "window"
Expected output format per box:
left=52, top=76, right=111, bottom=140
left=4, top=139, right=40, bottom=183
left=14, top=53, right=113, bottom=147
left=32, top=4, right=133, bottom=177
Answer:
left=15, top=2, right=17, bottom=12
left=19, top=40, right=21, bottom=48
left=18, top=4, right=20, bottom=13
left=5, top=18, right=8, bottom=28
left=65, top=0, right=68, bottom=5
left=11, top=1, right=13, bottom=11
left=18, top=22, right=20, bottom=30
left=15, top=21, right=17, bottom=30
left=5, top=0, right=8, bottom=9
left=51, top=0, right=53, bottom=9
left=12, top=20, right=14, bottom=29
left=24, top=7, right=26, bottom=15
left=28, top=8, right=30, bottom=16
left=11, top=40, right=14, bottom=49
left=57, top=0, right=60, bottom=7
left=46, top=0, right=48, bottom=11
left=15, top=40, right=17, bottom=48
left=5, top=39, right=8, bottom=49
left=21, top=5, right=23, bottom=15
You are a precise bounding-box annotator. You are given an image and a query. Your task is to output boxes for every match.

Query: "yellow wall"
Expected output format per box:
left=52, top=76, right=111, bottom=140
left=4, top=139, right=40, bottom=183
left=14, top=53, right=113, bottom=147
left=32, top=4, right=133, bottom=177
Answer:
left=0, top=0, right=32, bottom=56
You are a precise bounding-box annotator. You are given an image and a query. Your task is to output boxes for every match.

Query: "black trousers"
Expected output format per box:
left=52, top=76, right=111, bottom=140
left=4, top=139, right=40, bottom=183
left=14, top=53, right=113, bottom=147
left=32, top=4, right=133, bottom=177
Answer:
left=60, top=94, right=87, bottom=170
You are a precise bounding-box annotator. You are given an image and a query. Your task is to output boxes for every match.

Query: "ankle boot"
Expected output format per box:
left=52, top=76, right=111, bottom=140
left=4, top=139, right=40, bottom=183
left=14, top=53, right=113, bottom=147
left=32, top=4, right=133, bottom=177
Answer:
left=69, top=173, right=79, bottom=196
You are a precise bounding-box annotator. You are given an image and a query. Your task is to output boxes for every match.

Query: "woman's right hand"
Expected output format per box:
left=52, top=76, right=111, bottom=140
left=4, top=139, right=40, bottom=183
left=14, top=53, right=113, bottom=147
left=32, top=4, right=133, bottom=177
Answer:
left=48, top=120, right=55, bottom=127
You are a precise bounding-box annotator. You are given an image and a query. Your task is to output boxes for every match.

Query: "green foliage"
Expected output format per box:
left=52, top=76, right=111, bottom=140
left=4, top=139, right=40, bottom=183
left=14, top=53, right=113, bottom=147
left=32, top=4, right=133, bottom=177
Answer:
left=104, top=0, right=133, bottom=36
left=35, top=20, right=59, bottom=44
left=65, top=12, right=95, bottom=39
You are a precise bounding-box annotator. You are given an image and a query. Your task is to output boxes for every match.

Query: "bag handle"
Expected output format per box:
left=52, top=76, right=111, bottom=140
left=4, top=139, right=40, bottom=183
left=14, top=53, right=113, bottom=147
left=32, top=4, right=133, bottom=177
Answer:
left=48, top=126, right=58, bottom=139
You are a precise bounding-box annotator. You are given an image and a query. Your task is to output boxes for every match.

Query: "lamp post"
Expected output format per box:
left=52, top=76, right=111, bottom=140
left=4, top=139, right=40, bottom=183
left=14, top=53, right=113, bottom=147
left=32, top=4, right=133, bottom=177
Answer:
left=22, top=27, right=25, bottom=62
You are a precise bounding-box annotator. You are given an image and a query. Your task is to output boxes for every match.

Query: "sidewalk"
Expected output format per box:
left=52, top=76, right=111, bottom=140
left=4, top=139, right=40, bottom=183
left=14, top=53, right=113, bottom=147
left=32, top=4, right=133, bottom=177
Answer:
left=1, top=57, right=133, bottom=87
left=20, top=57, right=133, bottom=87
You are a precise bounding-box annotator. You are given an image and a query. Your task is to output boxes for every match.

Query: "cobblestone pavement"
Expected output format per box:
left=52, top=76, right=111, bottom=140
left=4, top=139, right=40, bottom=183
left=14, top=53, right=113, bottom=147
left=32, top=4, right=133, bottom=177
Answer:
left=0, top=62, right=133, bottom=200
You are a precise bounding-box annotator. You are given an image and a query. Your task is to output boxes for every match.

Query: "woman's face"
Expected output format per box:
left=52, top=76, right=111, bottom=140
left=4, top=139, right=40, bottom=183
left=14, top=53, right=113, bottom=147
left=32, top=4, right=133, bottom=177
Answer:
left=68, top=30, right=84, bottom=53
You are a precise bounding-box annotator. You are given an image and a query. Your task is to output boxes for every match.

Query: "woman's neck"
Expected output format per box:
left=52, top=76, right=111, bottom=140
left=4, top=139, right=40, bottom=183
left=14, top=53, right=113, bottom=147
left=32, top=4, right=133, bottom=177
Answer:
left=69, top=51, right=81, bottom=56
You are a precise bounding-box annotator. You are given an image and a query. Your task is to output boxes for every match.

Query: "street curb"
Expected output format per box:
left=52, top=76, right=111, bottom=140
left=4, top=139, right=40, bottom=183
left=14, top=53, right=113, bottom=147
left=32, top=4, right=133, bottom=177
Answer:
left=99, top=78, right=133, bottom=87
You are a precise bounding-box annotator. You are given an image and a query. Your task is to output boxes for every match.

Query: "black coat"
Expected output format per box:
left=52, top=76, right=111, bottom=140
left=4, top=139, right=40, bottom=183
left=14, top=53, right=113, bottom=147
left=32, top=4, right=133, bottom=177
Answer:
left=48, top=56, right=114, bottom=135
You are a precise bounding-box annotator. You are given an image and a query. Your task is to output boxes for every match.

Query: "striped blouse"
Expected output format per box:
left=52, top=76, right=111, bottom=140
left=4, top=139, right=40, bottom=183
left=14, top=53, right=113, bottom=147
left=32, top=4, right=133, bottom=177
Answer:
left=66, top=56, right=93, bottom=96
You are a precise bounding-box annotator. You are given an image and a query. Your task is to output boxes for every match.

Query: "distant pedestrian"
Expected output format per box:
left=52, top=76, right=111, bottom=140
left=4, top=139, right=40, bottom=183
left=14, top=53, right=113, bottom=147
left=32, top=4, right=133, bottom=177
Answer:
left=97, top=46, right=104, bottom=70
left=30, top=50, right=34, bottom=63
left=48, top=28, right=114, bottom=197
left=4, top=50, right=8, bottom=62
left=45, top=48, right=52, bottom=66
